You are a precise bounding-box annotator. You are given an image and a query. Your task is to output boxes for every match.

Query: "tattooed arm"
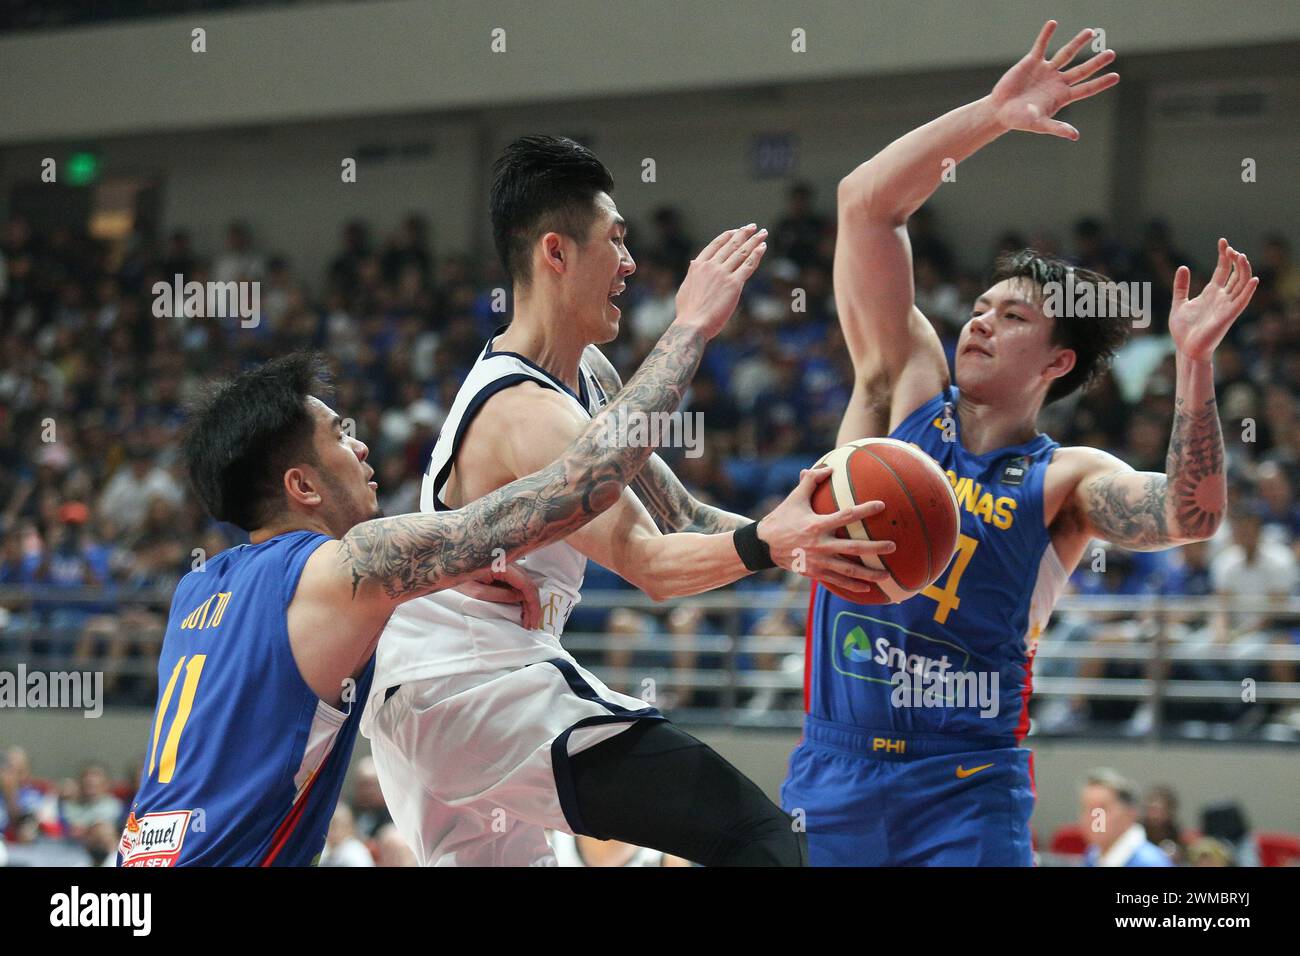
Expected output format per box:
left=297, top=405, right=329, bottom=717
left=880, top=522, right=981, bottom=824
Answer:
left=325, top=323, right=706, bottom=607
left=583, top=344, right=748, bottom=534
left=1065, top=240, right=1257, bottom=552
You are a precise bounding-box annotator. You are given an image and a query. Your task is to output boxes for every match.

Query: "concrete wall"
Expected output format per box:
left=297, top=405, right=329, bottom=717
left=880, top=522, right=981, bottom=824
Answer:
left=4, top=0, right=1300, bottom=143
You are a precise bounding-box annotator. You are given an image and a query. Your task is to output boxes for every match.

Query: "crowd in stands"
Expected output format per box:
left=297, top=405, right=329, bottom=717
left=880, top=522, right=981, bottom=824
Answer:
left=0, top=184, right=1298, bottom=739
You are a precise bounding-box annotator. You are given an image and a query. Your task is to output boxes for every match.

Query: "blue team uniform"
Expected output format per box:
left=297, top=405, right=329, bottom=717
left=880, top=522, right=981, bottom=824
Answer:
left=782, top=387, right=1067, bottom=865
left=119, top=530, right=373, bottom=867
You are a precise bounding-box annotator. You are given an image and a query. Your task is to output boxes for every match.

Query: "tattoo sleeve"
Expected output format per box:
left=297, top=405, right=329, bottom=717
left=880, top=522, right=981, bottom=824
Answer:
left=1164, top=394, right=1225, bottom=539
left=631, top=455, right=749, bottom=535
left=336, top=324, right=706, bottom=601
left=1083, top=359, right=1225, bottom=550
left=583, top=344, right=748, bottom=535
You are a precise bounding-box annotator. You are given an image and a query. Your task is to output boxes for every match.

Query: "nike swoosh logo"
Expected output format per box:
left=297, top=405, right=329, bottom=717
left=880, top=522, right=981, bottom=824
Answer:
left=955, top=763, right=995, bottom=779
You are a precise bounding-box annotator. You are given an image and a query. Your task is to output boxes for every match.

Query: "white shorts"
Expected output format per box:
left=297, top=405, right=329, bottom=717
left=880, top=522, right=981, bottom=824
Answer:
left=366, top=655, right=661, bottom=867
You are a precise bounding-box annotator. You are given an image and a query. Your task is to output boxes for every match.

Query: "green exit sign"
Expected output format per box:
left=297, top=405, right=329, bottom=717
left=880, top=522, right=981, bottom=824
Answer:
left=67, top=151, right=99, bottom=186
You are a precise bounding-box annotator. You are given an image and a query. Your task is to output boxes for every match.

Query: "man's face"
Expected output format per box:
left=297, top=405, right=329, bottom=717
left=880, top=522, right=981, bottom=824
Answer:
left=301, top=398, right=382, bottom=537
left=955, top=278, right=1073, bottom=405
left=1080, top=784, right=1136, bottom=850
left=558, top=192, right=635, bottom=345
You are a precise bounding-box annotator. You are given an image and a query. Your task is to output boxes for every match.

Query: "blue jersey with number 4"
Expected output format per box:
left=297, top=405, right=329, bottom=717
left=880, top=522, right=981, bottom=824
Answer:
left=119, top=530, right=373, bottom=867
left=805, top=387, right=1067, bottom=743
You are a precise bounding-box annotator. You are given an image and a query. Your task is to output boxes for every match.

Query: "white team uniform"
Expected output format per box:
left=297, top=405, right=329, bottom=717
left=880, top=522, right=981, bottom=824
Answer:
left=361, top=332, right=661, bottom=866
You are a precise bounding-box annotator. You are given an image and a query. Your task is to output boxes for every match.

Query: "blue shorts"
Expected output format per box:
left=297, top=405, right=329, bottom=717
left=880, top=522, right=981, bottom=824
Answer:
left=780, top=716, right=1036, bottom=866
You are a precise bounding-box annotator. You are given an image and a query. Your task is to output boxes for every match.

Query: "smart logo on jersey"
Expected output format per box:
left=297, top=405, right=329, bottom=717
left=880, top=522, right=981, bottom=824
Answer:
left=118, top=809, right=193, bottom=867
left=832, top=612, right=969, bottom=687
left=834, top=613, right=998, bottom=715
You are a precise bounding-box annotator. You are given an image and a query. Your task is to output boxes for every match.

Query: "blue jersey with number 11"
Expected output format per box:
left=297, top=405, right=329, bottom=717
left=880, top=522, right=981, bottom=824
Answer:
left=805, top=387, right=1068, bottom=743
left=119, top=530, right=373, bottom=867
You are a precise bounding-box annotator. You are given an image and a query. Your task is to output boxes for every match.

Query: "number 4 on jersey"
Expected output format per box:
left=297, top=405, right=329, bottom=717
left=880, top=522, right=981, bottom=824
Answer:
left=920, top=534, right=978, bottom=624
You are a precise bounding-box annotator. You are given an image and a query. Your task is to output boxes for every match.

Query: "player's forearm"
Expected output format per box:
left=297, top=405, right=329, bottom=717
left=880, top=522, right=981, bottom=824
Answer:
left=631, top=455, right=748, bottom=534
left=839, top=96, right=1007, bottom=223
left=337, top=323, right=708, bottom=602
left=1163, top=353, right=1225, bottom=541
left=628, top=530, right=749, bottom=601
left=1080, top=356, right=1225, bottom=551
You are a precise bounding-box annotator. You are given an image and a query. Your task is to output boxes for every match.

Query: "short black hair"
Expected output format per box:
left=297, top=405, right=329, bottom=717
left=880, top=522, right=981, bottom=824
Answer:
left=182, top=352, right=332, bottom=532
left=990, top=249, right=1131, bottom=405
left=490, top=135, right=615, bottom=287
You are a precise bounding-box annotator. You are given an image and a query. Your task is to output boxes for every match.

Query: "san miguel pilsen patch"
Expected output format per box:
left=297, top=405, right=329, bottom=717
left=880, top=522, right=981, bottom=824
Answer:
left=998, top=456, right=1029, bottom=486
left=118, top=809, right=193, bottom=867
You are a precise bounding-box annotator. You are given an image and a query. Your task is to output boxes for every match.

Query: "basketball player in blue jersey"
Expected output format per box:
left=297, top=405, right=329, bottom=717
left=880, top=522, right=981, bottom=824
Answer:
left=366, top=135, right=898, bottom=867
left=117, top=231, right=795, bottom=866
left=783, top=20, right=1260, bottom=865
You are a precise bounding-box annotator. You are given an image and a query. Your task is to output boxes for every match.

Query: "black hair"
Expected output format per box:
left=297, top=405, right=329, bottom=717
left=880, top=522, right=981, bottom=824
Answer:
left=989, top=249, right=1131, bottom=405
left=181, top=352, right=332, bottom=532
left=490, top=134, right=615, bottom=287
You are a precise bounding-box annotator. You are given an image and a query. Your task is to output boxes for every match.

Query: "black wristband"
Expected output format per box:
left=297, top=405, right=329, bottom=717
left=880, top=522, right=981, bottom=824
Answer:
left=733, top=520, right=776, bottom=572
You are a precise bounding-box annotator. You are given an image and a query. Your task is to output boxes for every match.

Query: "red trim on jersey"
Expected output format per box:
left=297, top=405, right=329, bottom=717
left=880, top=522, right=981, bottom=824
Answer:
left=259, top=771, right=321, bottom=867
left=1014, top=648, right=1035, bottom=744
left=803, top=582, right=817, bottom=715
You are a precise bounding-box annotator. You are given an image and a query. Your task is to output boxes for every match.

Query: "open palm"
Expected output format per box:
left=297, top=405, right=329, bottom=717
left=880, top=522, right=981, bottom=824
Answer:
left=1170, top=239, right=1260, bottom=361
left=990, top=21, right=1119, bottom=140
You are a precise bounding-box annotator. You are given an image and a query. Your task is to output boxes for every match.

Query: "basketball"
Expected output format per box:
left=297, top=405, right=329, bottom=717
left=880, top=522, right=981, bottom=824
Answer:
left=810, top=438, right=961, bottom=603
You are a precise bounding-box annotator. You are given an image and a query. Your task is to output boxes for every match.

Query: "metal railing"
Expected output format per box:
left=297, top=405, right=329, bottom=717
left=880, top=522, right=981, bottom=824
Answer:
left=2, top=586, right=1298, bottom=739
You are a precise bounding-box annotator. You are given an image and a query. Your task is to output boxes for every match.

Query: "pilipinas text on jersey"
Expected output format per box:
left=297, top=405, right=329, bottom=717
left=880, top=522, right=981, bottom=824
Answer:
left=119, top=531, right=374, bottom=867
left=806, top=386, right=1068, bottom=742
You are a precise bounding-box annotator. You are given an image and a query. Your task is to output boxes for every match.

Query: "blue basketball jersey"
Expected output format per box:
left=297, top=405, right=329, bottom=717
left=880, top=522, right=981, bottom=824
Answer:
left=805, top=386, right=1067, bottom=743
left=119, top=530, right=374, bottom=867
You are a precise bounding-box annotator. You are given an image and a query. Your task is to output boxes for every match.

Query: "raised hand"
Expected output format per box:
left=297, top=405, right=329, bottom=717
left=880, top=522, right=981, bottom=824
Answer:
left=674, top=224, right=768, bottom=339
left=758, top=467, right=896, bottom=599
left=1170, top=238, right=1260, bottom=362
left=989, top=20, right=1119, bottom=140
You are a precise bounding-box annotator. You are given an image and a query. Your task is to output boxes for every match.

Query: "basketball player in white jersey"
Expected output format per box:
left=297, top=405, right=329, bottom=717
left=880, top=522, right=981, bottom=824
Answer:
left=787, top=20, right=1259, bottom=865
left=363, top=135, right=896, bottom=867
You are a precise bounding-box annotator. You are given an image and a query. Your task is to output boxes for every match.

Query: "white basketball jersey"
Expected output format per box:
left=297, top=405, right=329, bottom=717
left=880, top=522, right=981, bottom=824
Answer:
left=364, top=332, right=611, bottom=727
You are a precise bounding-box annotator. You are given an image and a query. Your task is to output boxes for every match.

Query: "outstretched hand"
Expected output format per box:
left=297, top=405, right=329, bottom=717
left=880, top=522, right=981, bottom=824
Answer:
left=1170, top=238, right=1260, bottom=362
left=989, top=20, right=1119, bottom=140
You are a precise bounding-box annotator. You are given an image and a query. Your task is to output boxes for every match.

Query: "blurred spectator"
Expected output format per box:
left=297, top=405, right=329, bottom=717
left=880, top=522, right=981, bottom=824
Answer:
left=350, top=756, right=392, bottom=839
left=1200, top=802, right=1261, bottom=867
left=320, top=804, right=375, bottom=867
left=60, top=763, right=124, bottom=839
left=97, top=445, right=184, bottom=536
left=212, top=221, right=265, bottom=284
left=1141, top=784, right=1187, bottom=864
left=1187, top=836, right=1234, bottom=867
left=372, top=822, right=418, bottom=867
left=1079, top=768, right=1174, bottom=867
left=771, top=183, right=828, bottom=270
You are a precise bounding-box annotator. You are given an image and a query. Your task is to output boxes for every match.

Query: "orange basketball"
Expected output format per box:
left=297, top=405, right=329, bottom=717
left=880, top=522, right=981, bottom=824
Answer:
left=809, top=437, right=960, bottom=604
